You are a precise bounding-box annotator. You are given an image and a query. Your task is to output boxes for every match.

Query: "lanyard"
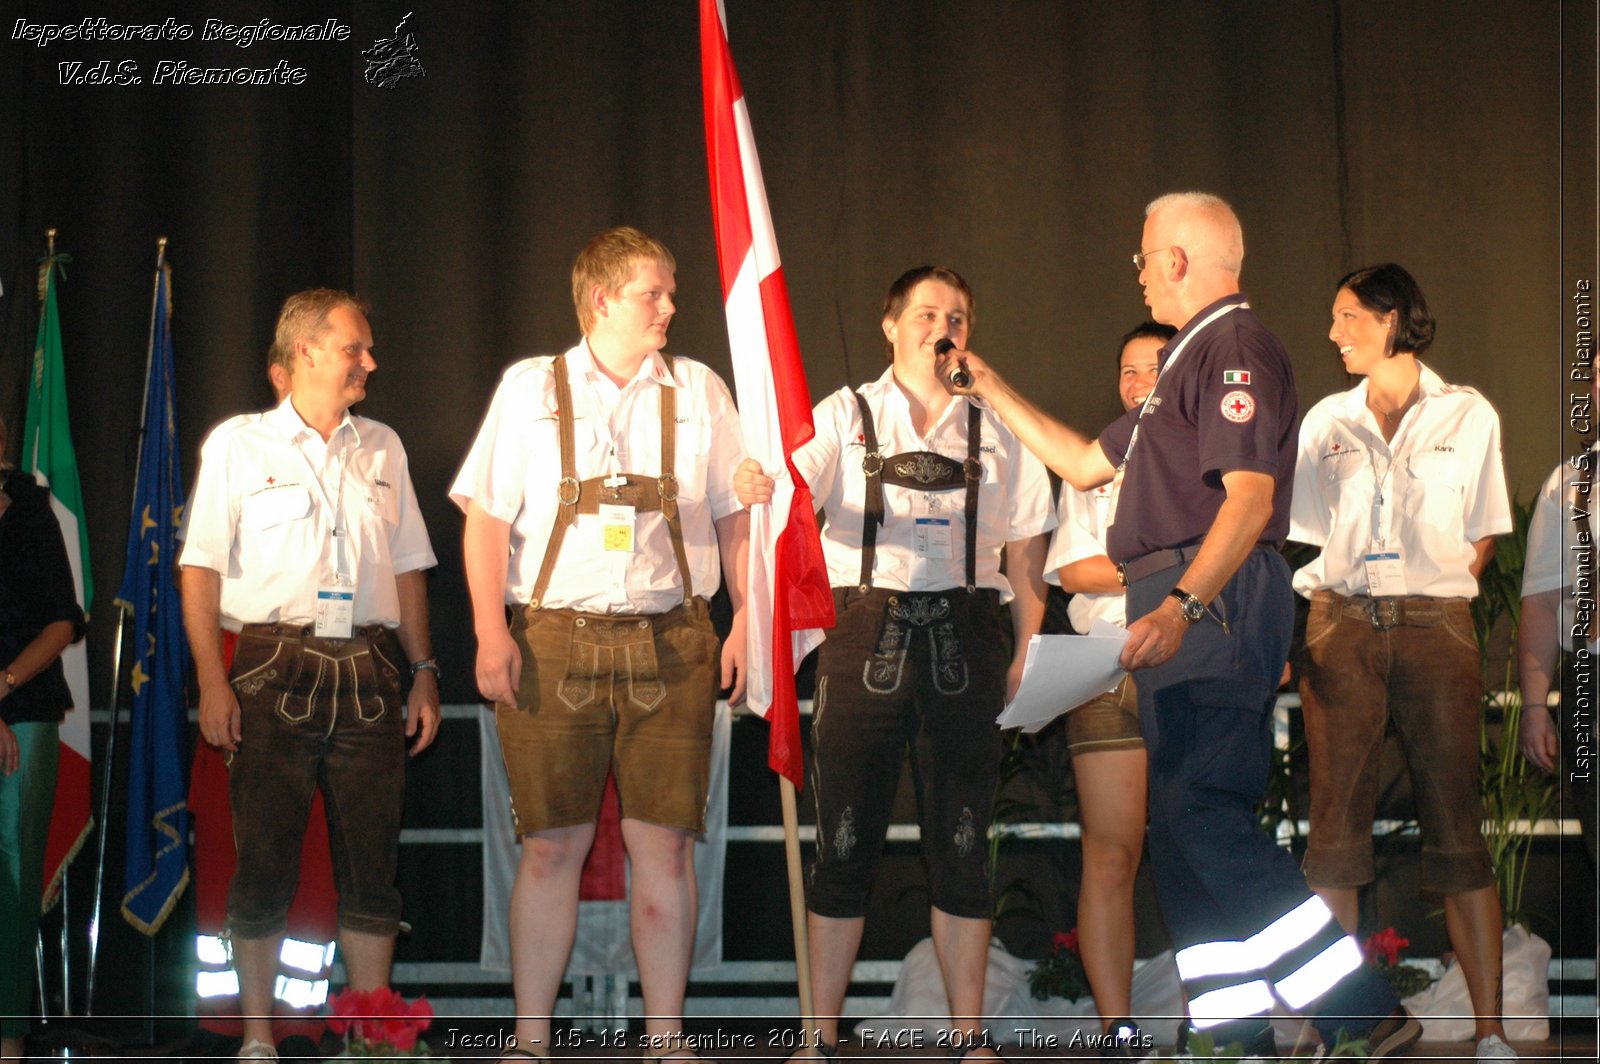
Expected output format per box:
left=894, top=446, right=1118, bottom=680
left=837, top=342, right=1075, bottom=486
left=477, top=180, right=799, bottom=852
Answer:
left=1362, top=388, right=1422, bottom=550
left=1121, top=300, right=1246, bottom=468
left=293, top=430, right=352, bottom=581
left=1367, top=448, right=1397, bottom=548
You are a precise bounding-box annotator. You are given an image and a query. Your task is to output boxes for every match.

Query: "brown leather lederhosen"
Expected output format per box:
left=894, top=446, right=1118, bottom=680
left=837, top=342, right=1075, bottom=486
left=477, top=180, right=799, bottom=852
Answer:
left=495, top=354, right=718, bottom=836
left=527, top=354, right=693, bottom=608
left=851, top=388, right=984, bottom=591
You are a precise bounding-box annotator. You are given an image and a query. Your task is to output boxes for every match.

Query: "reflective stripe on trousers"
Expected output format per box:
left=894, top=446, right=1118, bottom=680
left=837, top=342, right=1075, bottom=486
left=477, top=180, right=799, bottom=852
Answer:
left=1175, top=896, right=1364, bottom=1029
left=193, top=934, right=336, bottom=1008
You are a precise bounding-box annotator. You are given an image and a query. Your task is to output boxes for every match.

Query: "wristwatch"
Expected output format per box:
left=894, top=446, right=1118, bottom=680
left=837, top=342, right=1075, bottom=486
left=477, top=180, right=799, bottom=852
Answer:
left=1167, top=587, right=1206, bottom=624
left=409, top=657, right=441, bottom=679
left=1, top=669, right=16, bottom=696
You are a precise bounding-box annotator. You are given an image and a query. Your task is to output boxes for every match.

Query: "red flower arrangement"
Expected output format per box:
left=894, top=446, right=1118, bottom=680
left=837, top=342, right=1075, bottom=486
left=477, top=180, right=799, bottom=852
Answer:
left=326, top=986, right=440, bottom=1060
left=1363, top=927, right=1409, bottom=969
left=1361, top=927, right=1433, bottom=998
left=1029, top=927, right=1092, bottom=1002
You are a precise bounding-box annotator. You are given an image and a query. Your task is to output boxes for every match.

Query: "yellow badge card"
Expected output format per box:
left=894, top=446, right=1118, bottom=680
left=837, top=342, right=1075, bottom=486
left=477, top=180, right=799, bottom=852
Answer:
left=600, top=504, right=635, bottom=553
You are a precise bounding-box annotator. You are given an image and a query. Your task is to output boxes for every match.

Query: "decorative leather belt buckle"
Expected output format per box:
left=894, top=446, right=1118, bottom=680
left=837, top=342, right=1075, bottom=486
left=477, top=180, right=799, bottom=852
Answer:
left=1368, top=598, right=1401, bottom=630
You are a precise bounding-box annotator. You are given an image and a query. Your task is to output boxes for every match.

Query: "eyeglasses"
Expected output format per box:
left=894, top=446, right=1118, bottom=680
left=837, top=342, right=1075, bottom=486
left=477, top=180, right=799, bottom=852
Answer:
left=1132, top=247, right=1174, bottom=271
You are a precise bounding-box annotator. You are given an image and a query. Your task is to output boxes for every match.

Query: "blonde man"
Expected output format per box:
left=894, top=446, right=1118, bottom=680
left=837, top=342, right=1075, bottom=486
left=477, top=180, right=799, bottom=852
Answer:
left=453, top=228, right=749, bottom=1061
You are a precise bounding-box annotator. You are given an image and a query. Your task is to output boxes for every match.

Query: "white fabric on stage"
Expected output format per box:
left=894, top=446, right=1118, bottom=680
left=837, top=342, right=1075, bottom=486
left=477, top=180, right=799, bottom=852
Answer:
left=478, top=703, right=729, bottom=977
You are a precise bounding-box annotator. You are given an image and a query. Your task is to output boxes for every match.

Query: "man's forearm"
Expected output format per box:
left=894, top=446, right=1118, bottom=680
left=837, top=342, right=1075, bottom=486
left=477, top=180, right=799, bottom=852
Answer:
left=982, top=377, right=1113, bottom=492
left=1174, top=471, right=1275, bottom=605
left=462, top=504, right=514, bottom=635
left=180, top=566, right=229, bottom=687
left=715, top=509, right=751, bottom=613
left=394, top=569, right=433, bottom=663
left=1006, top=534, right=1049, bottom=647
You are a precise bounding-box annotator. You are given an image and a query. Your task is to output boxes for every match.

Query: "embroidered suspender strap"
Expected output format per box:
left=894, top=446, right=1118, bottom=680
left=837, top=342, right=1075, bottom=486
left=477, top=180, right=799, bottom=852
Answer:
left=853, top=388, right=885, bottom=590
left=657, top=358, right=694, bottom=606
left=963, top=401, right=982, bottom=591
left=529, top=355, right=582, bottom=608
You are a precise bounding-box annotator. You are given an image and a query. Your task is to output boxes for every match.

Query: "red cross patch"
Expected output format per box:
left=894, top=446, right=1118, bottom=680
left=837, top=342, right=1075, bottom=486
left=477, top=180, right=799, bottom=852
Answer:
left=1220, top=390, right=1255, bottom=423
left=266, top=476, right=275, bottom=485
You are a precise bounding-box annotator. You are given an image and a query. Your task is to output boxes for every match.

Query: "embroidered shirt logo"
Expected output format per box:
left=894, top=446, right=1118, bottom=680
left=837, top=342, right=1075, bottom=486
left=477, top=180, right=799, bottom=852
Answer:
left=1322, top=439, right=1361, bottom=462
left=1220, top=390, right=1255, bottom=423
left=1223, top=370, right=1252, bottom=385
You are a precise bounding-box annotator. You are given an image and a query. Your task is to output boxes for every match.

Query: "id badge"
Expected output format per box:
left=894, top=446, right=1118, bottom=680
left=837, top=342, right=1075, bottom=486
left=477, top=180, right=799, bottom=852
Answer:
left=913, top=517, right=953, bottom=559
left=600, top=503, right=636, bottom=553
left=315, top=582, right=355, bottom=639
left=1363, top=551, right=1408, bottom=597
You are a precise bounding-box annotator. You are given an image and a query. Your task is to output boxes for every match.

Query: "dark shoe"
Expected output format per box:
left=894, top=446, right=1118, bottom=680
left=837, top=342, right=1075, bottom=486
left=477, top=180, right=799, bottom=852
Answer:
left=172, top=1028, right=243, bottom=1062
left=947, top=1046, right=1005, bottom=1062
left=274, top=1034, right=320, bottom=1062
left=1101, top=1019, right=1154, bottom=1060
left=1364, top=1008, right=1422, bottom=1060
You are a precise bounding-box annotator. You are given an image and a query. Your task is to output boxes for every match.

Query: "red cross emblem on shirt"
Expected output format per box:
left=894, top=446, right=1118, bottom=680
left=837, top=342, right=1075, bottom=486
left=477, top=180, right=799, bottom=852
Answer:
left=1220, top=390, right=1255, bottom=423
left=266, top=476, right=275, bottom=485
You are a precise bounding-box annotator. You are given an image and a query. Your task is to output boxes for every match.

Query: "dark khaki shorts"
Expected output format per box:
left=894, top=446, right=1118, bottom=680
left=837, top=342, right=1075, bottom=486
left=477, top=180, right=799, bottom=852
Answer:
left=495, top=599, right=720, bottom=836
left=1299, top=590, right=1494, bottom=894
left=226, top=624, right=407, bottom=939
left=1065, top=673, right=1143, bottom=757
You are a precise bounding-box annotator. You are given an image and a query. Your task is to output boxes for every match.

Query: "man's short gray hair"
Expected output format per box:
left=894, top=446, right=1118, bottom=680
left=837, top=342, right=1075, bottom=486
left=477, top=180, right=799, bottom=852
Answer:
left=270, top=288, right=369, bottom=377
left=1145, top=192, right=1245, bottom=276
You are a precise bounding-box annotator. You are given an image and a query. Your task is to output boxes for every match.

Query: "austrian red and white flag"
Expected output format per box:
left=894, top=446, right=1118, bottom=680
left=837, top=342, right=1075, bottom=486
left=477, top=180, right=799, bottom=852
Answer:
left=701, top=0, right=833, bottom=786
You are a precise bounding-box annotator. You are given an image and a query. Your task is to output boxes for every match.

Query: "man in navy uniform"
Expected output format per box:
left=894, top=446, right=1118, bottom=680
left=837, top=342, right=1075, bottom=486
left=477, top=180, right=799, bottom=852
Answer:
left=943, top=193, right=1415, bottom=1058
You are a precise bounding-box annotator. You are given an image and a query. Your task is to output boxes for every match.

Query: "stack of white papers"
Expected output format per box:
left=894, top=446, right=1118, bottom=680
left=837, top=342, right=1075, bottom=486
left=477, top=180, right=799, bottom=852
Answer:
left=996, top=619, right=1131, bottom=733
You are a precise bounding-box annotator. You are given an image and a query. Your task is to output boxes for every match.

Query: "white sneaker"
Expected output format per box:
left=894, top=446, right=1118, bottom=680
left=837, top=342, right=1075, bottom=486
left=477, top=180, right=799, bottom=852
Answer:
left=238, top=1039, right=280, bottom=1060
left=1476, top=1034, right=1517, bottom=1060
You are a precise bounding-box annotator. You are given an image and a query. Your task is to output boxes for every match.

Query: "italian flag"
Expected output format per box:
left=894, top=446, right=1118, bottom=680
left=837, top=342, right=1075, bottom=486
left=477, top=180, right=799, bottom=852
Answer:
left=22, top=255, right=93, bottom=909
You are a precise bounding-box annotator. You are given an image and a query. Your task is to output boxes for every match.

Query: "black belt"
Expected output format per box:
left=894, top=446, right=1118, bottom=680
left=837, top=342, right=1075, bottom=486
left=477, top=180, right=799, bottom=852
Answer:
left=1115, top=544, right=1199, bottom=587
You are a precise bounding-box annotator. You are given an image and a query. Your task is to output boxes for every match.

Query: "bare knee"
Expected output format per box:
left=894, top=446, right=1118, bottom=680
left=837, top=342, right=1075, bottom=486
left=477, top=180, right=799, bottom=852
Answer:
left=1081, top=838, right=1141, bottom=892
left=518, top=825, right=595, bottom=877
left=622, top=821, right=696, bottom=878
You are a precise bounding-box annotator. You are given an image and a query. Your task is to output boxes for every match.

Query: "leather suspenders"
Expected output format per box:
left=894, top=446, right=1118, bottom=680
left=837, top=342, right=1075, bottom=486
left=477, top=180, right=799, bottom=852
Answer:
left=851, top=389, right=984, bottom=592
left=527, top=354, right=693, bottom=609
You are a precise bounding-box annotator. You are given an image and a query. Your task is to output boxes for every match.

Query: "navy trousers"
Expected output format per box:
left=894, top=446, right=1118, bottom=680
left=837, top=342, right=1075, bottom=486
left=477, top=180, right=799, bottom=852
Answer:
left=1131, top=547, right=1397, bottom=1042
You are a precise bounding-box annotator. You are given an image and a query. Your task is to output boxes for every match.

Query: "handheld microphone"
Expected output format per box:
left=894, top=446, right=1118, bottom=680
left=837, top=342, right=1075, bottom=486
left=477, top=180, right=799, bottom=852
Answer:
left=936, top=338, right=971, bottom=388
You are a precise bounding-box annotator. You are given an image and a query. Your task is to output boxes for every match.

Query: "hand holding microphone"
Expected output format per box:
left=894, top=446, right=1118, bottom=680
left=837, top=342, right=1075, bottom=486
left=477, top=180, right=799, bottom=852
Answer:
left=936, top=338, right=972, bottom=390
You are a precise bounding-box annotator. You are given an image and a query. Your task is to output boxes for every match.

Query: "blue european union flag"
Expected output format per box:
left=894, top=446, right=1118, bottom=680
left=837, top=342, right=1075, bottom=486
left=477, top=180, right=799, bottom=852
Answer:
left=117, top=261, right=191, bottom=934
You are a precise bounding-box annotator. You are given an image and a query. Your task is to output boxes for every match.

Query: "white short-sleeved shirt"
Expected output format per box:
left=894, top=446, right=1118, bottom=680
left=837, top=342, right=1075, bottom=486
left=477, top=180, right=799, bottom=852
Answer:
left=1290, top=362, right=1512, bottom=599
left=1521, top=445, right=1598, bottom=653
left=179, top=397, right=436, bottom=631
left=449, top=342, right=746, bottom=614
left=1044, top=471, right=1126, bottom=631
left=793, top=369, right=1056, bottom=600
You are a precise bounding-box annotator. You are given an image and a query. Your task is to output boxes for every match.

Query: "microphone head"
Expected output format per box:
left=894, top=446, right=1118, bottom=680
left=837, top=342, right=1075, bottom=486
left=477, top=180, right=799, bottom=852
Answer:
left=934, top=338, right=956, bottom=356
